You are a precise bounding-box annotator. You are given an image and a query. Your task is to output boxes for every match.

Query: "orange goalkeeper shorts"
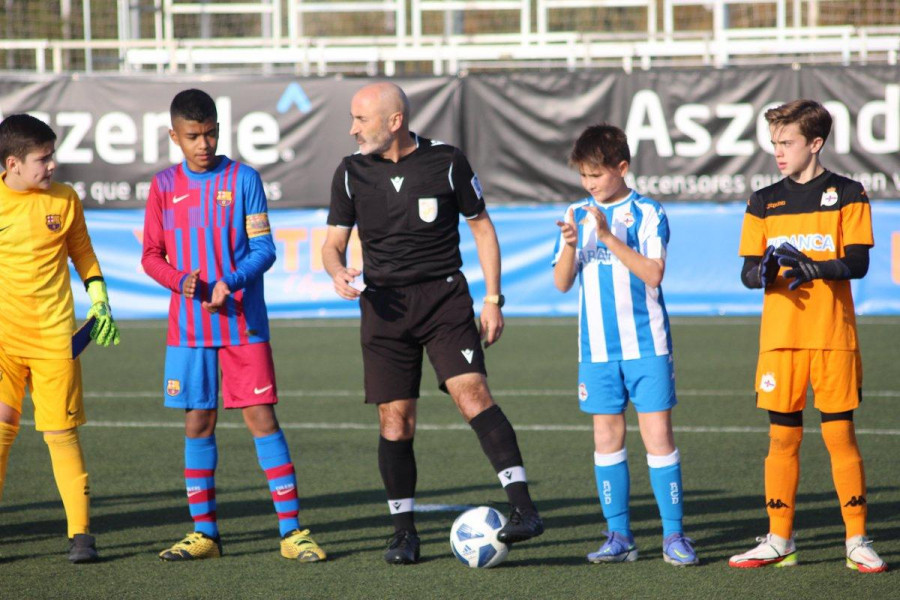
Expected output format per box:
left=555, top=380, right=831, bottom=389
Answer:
left=754, top=348, right=862, bottom=414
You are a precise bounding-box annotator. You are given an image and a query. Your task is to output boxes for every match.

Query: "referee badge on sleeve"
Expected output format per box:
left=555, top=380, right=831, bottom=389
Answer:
left=418, top=197, right=438, bottom=223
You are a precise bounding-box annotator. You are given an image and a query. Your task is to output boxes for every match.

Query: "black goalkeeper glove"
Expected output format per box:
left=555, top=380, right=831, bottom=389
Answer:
left=758, top=245, right=780, bottom=288
left=774, top=242, right=822, bottom=291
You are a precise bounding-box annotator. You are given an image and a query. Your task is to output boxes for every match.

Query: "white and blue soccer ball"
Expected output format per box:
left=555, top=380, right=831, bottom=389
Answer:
left=449, top=506, right=509, bottom=568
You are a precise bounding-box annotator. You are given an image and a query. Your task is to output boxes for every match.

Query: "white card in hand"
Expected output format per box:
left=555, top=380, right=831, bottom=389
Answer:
left=349, top=278, right=367, bottom=292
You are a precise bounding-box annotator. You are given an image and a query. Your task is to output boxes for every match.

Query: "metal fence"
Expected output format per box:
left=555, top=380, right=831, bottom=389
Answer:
left=2, top=0, right=899, bottom=73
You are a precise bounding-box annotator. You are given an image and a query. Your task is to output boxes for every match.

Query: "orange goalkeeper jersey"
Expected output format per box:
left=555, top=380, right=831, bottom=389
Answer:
left=0, top=174, right=102, bottom=359
left=738, top=170, right=873, bottom=352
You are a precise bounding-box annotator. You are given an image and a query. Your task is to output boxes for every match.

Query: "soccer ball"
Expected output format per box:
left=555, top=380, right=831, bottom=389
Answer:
left=449, top=506, right=509, bottom=568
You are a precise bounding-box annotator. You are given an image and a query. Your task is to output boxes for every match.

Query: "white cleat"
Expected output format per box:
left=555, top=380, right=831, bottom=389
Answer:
left=728, top=533, right=797, bottom=569
left=845, top=535, right=887, bottom=573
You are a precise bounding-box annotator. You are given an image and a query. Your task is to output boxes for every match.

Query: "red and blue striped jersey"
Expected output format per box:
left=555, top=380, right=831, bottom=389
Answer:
left=141, top=157, right=275, bottom=347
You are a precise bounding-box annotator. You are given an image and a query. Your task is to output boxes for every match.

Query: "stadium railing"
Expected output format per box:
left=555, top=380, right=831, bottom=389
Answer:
left=1, top=0, right=898, bottom=74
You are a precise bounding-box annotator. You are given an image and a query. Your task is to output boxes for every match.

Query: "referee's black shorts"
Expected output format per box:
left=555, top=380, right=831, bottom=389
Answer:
left=359, top=271, right=487, bottom=404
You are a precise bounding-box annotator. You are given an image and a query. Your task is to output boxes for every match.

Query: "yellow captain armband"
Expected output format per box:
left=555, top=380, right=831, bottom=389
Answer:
left=246, top=212, right=271, bottom=238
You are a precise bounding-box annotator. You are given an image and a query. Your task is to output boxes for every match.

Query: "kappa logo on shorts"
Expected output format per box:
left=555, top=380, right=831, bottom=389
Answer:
left=578, top=382, right=588, bottom=402
left=166, top=379, right=181, bottom=396
left=461, top=349, right=474, bottom=364
left=759, top=372, right=776, bottom=393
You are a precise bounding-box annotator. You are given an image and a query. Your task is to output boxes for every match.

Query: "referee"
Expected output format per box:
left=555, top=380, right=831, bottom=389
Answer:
left=322, top=82, right=543, bottom=565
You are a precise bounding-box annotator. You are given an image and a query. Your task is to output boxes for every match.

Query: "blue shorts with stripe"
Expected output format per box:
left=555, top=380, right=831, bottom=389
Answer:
left=577, top=354, right=677, bottom=415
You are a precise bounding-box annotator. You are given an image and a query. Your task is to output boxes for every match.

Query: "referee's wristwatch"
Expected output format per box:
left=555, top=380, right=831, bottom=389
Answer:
left=483, top=294, right=505, bottom=308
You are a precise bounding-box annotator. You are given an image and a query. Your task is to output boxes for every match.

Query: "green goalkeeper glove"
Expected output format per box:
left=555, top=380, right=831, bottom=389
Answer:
left=86, top=280, right=121, bottom=347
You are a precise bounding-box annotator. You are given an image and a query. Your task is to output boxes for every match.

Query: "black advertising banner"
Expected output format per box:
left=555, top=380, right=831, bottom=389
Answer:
left=0, top=67, right=897, bottom=207
left=0, top=75, right=460, bottom=208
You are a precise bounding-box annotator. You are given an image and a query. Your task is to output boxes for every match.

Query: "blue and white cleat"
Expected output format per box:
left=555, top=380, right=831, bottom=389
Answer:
left=662, top=532, right=699, bottom=566
left=587, top=531, right=638, bottom=563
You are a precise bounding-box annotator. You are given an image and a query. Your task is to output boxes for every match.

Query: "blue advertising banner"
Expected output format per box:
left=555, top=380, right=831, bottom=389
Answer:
left=75, top=203, right=900, bottom=319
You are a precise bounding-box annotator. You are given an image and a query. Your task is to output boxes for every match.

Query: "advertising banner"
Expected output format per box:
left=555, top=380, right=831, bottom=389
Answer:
left=75, top=203, right=900, bottom=319
left=2, top=67, right=899, bottom=206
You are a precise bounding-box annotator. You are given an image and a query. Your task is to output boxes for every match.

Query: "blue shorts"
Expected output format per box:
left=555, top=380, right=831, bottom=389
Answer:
left=577, top=354, right=677, bottom=415
left=163, top=343, right=278, bottom=410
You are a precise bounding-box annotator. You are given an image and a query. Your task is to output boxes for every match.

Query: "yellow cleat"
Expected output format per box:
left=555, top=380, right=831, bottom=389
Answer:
left=159, top=532, right=222, bottom=561
left=281, top=529, right=326, bottom=562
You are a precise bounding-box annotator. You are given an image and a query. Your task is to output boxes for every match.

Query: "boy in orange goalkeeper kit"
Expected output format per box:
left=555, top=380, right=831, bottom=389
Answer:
left=0, top=113, right=120, bottom=563
left=730, top=99, right=885, bottom=573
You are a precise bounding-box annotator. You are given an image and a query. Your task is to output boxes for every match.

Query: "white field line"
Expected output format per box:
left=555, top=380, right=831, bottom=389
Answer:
left=82, top=388, right=900, bottom=399
left=115, top=316, right=900, bottom=329
left=20, top=420, right=900, bottom=436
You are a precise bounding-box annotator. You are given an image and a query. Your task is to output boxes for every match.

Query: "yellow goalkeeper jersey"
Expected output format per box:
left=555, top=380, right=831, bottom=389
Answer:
left=0, top=174, right=102, bottom=359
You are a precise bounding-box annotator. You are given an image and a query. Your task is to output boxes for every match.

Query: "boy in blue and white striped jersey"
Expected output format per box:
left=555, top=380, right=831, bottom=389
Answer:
left=552, top=123, right=697, bottom=567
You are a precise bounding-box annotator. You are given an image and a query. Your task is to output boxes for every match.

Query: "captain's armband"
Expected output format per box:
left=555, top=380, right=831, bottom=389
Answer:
left=246, top=212, right=271, bottom=238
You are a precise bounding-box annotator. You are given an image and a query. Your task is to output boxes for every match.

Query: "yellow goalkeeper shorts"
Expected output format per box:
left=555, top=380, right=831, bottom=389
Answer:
left=0, top=346, right=85, bottom=431
left=754, top=348, right=862, bottom=414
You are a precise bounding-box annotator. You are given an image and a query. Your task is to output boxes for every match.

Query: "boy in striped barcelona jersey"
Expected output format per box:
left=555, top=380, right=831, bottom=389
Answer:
left=141, top=89, right=325, bottom=562
left=552, top=124, right=698, bottom=566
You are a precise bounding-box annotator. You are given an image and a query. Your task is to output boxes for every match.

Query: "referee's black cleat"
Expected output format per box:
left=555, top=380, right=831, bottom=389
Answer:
left=68, top=533, right=99, bottom=564
left=497, top=507, right=544, bottom=544
left=384, top=529, right=420, bottom=565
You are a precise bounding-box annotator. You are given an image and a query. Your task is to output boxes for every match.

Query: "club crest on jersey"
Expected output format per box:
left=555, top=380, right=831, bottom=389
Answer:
left=166, top=379, right=181, bottom=396
left=759, top=372, right=776, bottom=393
left=216, top=190, right=233, bottom=206
left=578, top=382, right=588, bottom=401
left=45, top=214, right=61, bottom=231
left=418, top=197, right=438, bottom=223
left=820, top=187, right=838, bottom=207
left=620, top=212, right=635, bottom=227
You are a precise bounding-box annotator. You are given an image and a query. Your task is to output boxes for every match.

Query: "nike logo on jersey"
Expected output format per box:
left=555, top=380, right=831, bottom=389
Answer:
left=254, top=385, right=273, bottom=395
left=173, top=194, right=190, bottom=204
left=390, top=176, right=404, bottom=192
left=461, top=349, right=474, bottom=364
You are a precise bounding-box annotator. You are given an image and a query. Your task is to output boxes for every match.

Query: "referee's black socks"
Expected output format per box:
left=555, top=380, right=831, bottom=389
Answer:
left=378, top=436, right=418, bottom=533
left=469, top=405, right=537, bottom=512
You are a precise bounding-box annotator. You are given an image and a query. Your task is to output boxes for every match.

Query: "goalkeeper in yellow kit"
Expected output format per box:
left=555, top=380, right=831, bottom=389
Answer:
left=0, top=114, right=120, bottom=563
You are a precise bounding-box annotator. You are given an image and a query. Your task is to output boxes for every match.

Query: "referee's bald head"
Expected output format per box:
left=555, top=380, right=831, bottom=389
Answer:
left=352, top=82, right=410, bottom=124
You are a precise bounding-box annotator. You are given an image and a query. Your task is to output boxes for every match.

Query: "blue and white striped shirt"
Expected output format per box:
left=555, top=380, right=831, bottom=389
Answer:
left=552, top=190, right=672, bottom=363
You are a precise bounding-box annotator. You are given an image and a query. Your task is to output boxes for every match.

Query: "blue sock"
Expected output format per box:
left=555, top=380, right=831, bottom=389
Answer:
left=254, top=430, right=301, bottom=537
left=184, top=435, right=218, bottom=538
left=594, top=448, right=631, bottom=538
left=648, top=449, right=684, bottom=538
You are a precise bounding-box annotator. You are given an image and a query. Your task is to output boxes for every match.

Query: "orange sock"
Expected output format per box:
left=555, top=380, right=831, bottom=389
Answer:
left=821, top=420, right=867, bottom=539
left=0, top=421, right=20, bottom=501
left=764, top=424, right=802, bottom=539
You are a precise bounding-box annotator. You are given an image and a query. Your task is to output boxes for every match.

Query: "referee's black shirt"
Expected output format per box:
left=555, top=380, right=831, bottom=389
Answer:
left=327, top=133, right=486, bottom=288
